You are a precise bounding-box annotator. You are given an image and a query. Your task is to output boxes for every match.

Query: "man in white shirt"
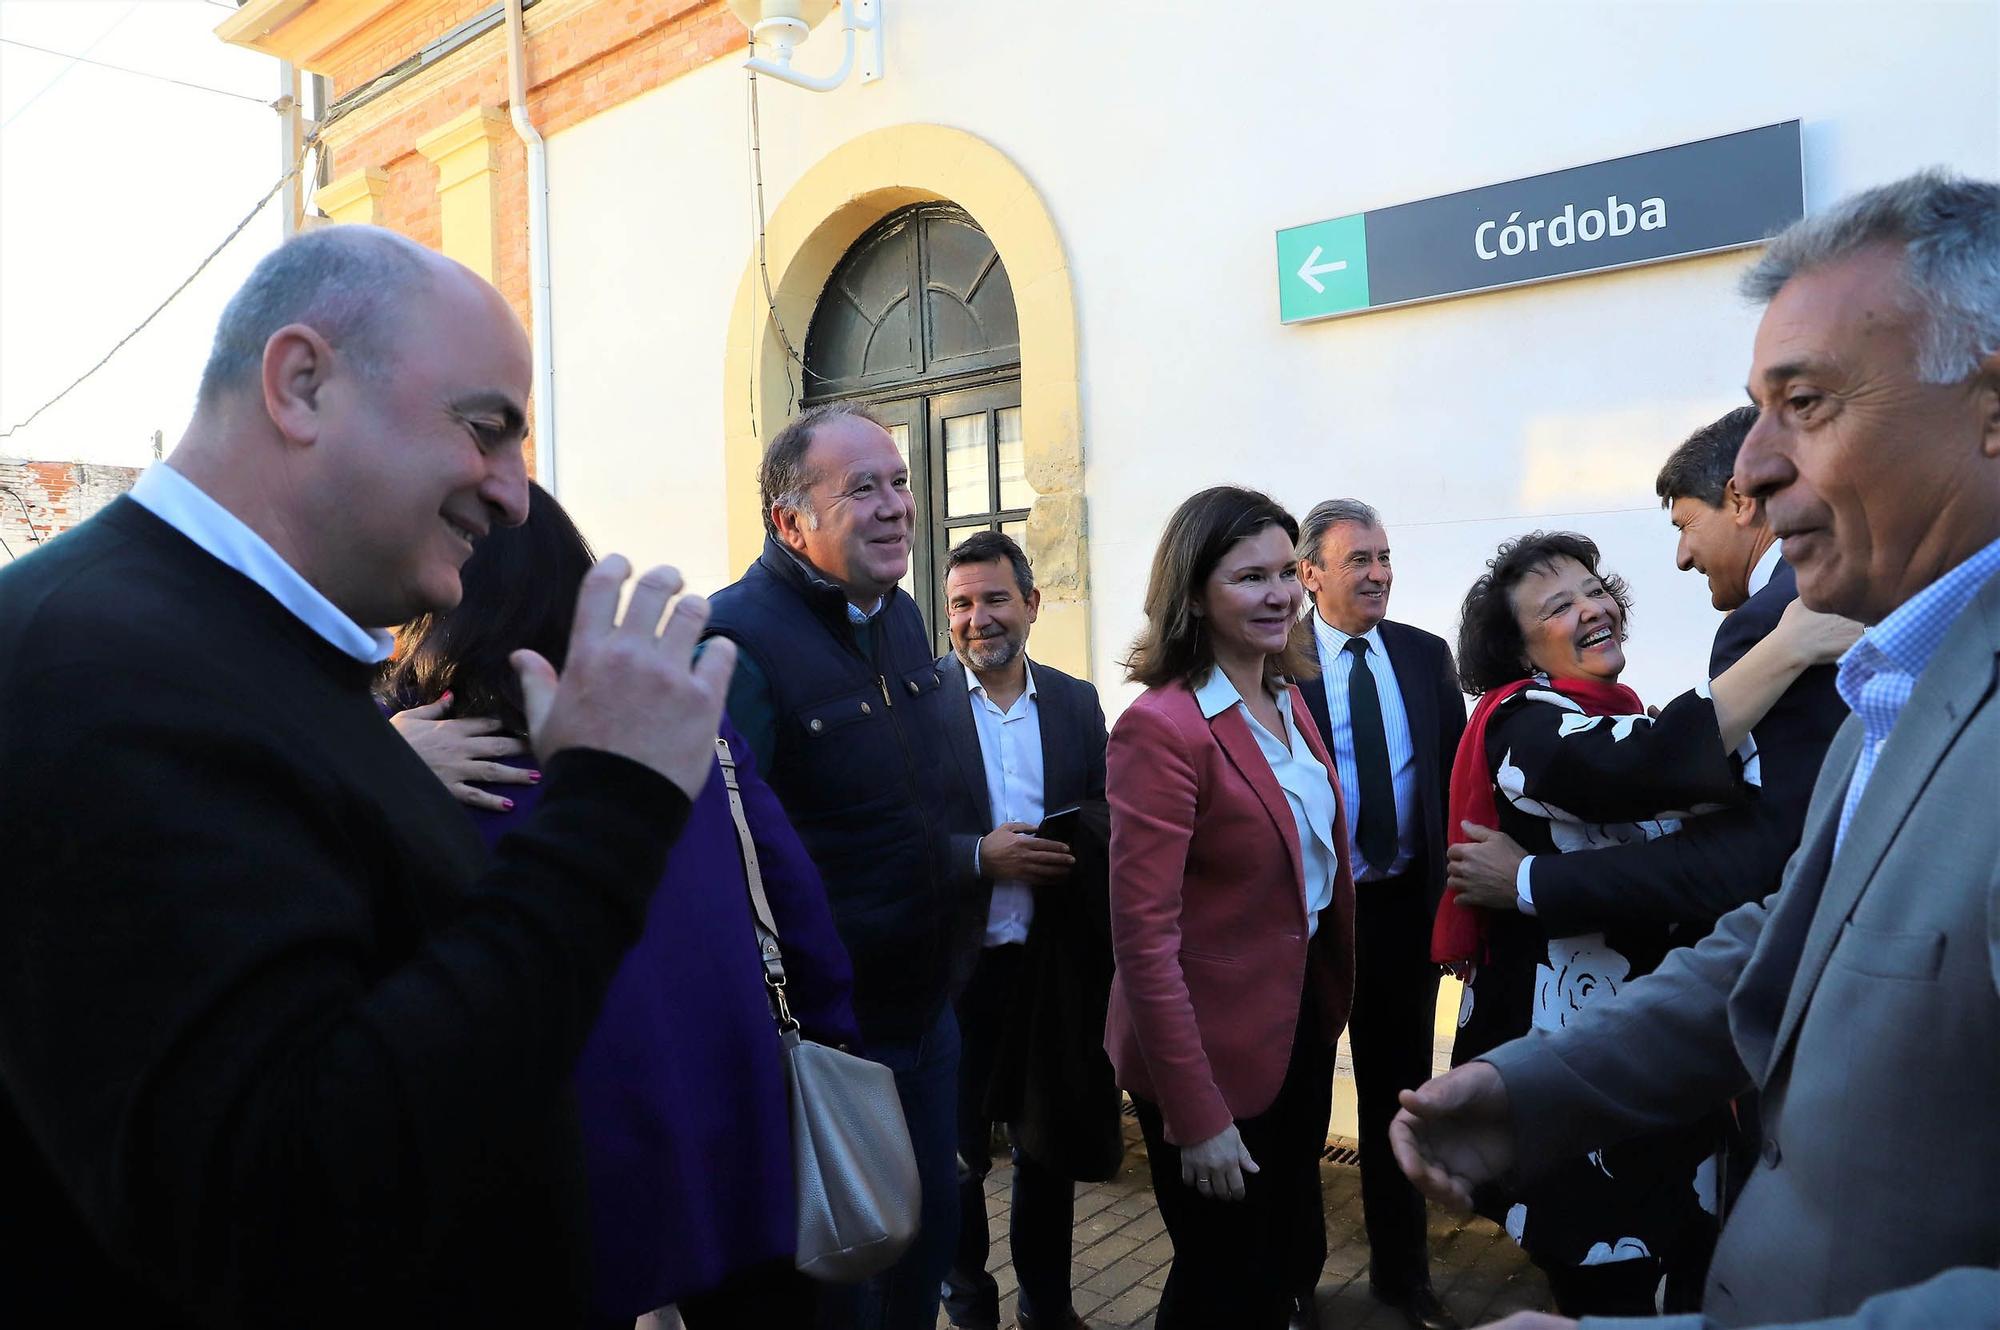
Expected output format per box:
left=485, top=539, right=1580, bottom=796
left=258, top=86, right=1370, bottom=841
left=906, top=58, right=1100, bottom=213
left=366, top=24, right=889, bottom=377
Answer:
left=1293, top=500, right=1467, bottom=1330
left=937, top=532, right=1119, bottom=1330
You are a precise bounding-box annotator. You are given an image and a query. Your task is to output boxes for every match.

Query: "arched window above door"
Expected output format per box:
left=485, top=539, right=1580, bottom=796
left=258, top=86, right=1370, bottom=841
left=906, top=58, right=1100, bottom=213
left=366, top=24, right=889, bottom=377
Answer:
left=805, top=204, right=1020, bottom=399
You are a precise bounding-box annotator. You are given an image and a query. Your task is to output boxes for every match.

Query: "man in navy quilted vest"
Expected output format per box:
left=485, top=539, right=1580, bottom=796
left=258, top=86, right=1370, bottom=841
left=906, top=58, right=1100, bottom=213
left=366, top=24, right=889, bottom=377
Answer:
left=706, top=401, right=970, bottom=1330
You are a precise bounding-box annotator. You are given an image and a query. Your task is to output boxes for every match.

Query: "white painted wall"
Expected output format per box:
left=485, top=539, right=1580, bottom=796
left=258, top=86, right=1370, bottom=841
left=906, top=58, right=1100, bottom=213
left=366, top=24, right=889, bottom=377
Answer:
left=547, top=0, right=1999, bottom=708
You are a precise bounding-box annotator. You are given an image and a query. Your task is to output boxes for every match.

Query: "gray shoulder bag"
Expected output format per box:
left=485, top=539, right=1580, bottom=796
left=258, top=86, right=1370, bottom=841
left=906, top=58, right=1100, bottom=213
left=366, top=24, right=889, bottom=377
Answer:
left=714, top=737, right=920, bottom=1283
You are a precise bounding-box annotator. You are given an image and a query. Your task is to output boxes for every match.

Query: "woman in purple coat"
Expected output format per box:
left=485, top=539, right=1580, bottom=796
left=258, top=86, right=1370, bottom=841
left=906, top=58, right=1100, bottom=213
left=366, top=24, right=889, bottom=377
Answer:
left=381, top=483, right=858, bottom=1328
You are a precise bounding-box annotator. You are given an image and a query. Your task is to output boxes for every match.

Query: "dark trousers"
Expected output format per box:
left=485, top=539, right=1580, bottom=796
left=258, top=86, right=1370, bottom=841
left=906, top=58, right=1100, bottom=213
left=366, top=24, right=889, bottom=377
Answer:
left=1348, top=872, right=1442, bottom=1296
left=1132, top=991, right=1333, bottom=1330
left=815, top=1004, right=962, bottom=1330
left=943, top=943, right=1077, bottom=1328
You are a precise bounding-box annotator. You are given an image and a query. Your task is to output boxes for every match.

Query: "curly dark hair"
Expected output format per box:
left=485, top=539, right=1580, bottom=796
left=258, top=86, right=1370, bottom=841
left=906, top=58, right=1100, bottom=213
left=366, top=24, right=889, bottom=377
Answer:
left=1456, top=531, right=1633, bottom=696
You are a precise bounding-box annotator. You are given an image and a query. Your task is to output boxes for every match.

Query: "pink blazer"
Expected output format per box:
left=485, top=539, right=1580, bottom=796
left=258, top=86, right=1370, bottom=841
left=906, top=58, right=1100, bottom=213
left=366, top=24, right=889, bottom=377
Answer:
left=1103, top=678, right=1357, bottom=1147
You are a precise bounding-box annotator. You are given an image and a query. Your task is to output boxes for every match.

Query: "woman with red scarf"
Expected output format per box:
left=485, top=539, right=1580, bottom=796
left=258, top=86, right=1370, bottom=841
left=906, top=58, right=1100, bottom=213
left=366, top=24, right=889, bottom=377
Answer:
left=1431, top=531, right=1851, bottom=1319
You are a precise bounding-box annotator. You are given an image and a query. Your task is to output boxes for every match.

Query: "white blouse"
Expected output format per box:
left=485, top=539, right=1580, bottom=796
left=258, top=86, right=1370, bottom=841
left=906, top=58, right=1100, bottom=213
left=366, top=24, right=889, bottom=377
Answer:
left=1193, top=669, right=1340, bottom=935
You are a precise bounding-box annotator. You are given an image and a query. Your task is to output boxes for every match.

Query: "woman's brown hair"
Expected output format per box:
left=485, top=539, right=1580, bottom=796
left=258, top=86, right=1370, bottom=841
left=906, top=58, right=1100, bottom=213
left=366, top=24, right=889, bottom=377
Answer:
left=1125, top=485, right=1318, bottom=692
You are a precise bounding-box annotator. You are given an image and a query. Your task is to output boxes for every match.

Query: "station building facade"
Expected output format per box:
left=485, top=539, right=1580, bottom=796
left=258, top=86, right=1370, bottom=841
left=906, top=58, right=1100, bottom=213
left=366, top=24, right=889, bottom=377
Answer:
left=219, top=0, right=1998, bottom=1117
left=220, top=0, right=1997, bottom=703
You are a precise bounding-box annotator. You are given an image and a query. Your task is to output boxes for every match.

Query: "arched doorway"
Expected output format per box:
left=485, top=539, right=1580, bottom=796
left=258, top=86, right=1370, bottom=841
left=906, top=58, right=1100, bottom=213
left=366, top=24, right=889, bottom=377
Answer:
left=804, top=202, right=1025, bottom=642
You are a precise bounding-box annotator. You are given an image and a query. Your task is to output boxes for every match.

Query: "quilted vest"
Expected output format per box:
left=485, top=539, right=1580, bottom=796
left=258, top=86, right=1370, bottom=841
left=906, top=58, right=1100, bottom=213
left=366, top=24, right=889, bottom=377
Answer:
left=707, top=538, right=956, bottom=1040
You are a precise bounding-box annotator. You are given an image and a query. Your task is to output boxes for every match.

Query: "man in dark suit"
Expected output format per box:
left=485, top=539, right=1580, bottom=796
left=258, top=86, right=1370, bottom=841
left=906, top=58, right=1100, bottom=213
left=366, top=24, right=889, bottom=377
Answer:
left=1444, top=405, right=1850, bottom=1294
left=936, top=531, right=1121, bottom=1330
left=1448, top=406, right=1847, bottom=946
left=1294, top=500, right=1467, bottom=1330
left=1396, top=167, right=2000, bottom=1330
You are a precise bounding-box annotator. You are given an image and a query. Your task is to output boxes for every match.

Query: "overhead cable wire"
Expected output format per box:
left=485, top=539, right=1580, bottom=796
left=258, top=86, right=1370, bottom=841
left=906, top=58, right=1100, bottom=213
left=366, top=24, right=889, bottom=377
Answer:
left=0, top=136, right=321, bottom=442
left=1, top=483, right=41, bottom=554
left=744, top=58, right=845, bottom=423
left=2, top=485, right=39, bottom=540
left=0, top=37, right=270, bottom=106
left=0, top=2, right=142, bottom=130
left=746, top=61, right=800, bottom=418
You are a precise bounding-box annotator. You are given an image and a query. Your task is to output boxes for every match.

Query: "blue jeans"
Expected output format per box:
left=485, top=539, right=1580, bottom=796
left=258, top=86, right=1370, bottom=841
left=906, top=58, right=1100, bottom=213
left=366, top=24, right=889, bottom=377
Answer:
left=817, top=1005, right=962, bottom=1330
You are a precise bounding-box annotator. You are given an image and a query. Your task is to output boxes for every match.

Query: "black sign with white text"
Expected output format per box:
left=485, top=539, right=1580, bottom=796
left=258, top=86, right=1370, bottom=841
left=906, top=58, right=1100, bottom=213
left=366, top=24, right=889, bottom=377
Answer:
left=1276, top=121, right=1805, bottom=322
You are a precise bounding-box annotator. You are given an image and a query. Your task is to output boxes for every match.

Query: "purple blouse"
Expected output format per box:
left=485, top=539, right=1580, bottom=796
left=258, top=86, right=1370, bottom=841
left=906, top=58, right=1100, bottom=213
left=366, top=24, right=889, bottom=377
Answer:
left=467, top=717, right=857, bottom=1318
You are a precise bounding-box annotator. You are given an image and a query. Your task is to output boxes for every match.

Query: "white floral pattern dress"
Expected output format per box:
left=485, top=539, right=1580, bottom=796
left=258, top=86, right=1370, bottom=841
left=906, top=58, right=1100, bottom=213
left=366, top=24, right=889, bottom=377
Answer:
left=1450, top=679, right=1745, bottom=1290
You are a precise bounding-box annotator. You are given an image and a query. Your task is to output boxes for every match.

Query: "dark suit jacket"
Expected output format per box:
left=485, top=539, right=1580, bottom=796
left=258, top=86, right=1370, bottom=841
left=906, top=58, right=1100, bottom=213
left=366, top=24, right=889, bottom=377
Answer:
left=1486, top=566, right=2000, bottom=1328
left=937, top=653, right=1123, bottom=1181
left=1531, top=557, right=1849, bottom=937
left=1297, top=618, right=1467, bottom=914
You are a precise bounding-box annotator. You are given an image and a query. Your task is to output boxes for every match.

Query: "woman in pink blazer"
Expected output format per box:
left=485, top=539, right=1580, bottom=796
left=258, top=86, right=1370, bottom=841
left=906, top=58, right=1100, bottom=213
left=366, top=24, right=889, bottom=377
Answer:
left=1105, top=486, right=1357, bottom=1330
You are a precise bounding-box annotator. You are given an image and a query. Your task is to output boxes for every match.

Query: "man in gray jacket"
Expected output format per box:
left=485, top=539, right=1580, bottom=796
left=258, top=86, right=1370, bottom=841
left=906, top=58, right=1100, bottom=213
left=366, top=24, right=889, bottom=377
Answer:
left=1392, top=169, right=2000, bottom=1330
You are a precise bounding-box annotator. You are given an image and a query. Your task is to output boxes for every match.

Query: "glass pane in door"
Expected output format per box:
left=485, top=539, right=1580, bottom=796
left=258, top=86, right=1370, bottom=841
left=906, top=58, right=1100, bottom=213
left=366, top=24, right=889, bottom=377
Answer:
left=884, top=422, right=916, bottom=598
left=1000, top=518, right=1028, bottom=550
left=943, top=412, right=992, bottom=518
left=995, top=406, right=1032, bottom=511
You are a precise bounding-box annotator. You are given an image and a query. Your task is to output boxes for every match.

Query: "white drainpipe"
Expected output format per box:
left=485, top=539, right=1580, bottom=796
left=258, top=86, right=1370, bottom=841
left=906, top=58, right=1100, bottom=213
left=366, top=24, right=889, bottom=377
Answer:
left=505, top=0, right=556, bottom=493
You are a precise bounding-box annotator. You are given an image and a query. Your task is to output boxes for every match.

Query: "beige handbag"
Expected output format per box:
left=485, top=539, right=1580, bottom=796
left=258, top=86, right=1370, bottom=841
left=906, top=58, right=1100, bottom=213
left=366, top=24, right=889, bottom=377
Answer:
left=714, top=738, right=920, bottom=1283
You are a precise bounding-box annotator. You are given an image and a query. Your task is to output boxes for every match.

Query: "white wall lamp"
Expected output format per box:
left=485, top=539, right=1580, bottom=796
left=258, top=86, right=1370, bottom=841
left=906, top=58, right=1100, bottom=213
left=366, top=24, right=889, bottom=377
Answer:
left=728, top=0, right=883, bottom=92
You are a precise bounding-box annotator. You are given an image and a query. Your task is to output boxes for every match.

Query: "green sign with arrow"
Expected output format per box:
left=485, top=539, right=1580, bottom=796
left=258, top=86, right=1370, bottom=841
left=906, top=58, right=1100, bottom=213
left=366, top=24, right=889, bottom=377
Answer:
left=1275, top=122, right=1803, bottom=325
left=1275, top=212, right=1371, bottom=322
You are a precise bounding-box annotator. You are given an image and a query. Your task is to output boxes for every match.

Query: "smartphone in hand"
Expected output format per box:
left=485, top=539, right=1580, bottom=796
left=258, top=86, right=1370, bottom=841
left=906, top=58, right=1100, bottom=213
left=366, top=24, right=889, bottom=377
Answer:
left=1036, top=805, right=1083, bottom=847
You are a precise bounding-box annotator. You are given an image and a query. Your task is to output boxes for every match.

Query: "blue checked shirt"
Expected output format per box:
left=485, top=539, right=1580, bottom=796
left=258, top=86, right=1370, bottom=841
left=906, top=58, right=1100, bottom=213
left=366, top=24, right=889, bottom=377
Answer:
left=1833, top=535, right=2000, bottom=852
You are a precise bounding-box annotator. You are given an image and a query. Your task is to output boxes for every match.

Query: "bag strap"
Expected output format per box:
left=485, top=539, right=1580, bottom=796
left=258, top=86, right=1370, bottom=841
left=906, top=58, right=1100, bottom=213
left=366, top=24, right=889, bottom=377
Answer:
left=715, top=736, right=799, bottom=1032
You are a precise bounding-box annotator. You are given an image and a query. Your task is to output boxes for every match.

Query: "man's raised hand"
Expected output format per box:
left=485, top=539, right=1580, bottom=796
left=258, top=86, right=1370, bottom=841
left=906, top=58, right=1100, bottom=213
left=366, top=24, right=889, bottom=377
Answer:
left=1389, top=1060, right=1516, bottom=1212
left=512, top=556, right=737, bottom=801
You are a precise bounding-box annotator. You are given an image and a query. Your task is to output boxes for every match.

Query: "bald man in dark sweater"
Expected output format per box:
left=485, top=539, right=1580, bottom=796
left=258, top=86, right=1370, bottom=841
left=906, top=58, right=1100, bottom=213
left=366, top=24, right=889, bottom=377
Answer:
left=0, top=228, right=734, bottom=1327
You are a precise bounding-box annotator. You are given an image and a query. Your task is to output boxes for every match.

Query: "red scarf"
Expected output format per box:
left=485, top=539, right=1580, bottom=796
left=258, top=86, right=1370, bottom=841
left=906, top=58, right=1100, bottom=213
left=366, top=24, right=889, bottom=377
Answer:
left=1430, top=674, right=1645, bottom=973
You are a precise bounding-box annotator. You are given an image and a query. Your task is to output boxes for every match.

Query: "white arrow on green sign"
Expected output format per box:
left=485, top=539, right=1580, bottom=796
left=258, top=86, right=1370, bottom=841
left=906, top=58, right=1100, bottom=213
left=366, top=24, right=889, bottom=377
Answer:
left=1276, top=212, right=1370, bottom=322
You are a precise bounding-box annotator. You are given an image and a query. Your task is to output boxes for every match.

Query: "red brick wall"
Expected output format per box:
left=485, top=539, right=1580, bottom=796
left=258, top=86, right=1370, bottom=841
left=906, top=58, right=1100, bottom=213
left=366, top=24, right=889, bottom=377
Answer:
left=324, top=0, right=499, bottom=99
left=0, top=458, right=140, bottom=557
left=322, top=0, right=742, bottom=331
left=310, top=0, right=746, bottom=476
left=313, top=0, right=743, bottom=473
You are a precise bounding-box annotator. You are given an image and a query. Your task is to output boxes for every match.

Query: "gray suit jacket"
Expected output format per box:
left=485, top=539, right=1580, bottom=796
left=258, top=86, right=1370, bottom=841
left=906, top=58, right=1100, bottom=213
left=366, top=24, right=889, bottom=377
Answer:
left=1484, top=570, right=2000, bottom=1329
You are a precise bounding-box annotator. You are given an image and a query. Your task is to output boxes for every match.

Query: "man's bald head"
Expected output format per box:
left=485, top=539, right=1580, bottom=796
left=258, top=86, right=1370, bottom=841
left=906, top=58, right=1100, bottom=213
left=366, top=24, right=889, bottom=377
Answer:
left=172, top=224, right=532, bottom=628
left=196, top=225, right=446, bottom=409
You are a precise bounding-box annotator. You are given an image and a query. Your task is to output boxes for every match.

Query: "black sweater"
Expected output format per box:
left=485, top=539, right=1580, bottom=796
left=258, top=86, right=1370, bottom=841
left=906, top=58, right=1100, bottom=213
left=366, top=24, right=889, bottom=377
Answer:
left=0, top=499, right=689, bottom=1327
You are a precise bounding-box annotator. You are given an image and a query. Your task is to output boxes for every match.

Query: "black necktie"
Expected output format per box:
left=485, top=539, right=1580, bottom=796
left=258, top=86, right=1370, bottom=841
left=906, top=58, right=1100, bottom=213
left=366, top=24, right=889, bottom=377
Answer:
left=1344, top=636, right=1397, bottom=874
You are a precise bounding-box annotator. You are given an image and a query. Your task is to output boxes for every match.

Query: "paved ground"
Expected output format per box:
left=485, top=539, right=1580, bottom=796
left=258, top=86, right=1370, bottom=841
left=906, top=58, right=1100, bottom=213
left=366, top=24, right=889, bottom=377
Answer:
left=944, top=1109, right=1554, bottom=1330
left=656, top=1021, right=1545, bottom=1330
